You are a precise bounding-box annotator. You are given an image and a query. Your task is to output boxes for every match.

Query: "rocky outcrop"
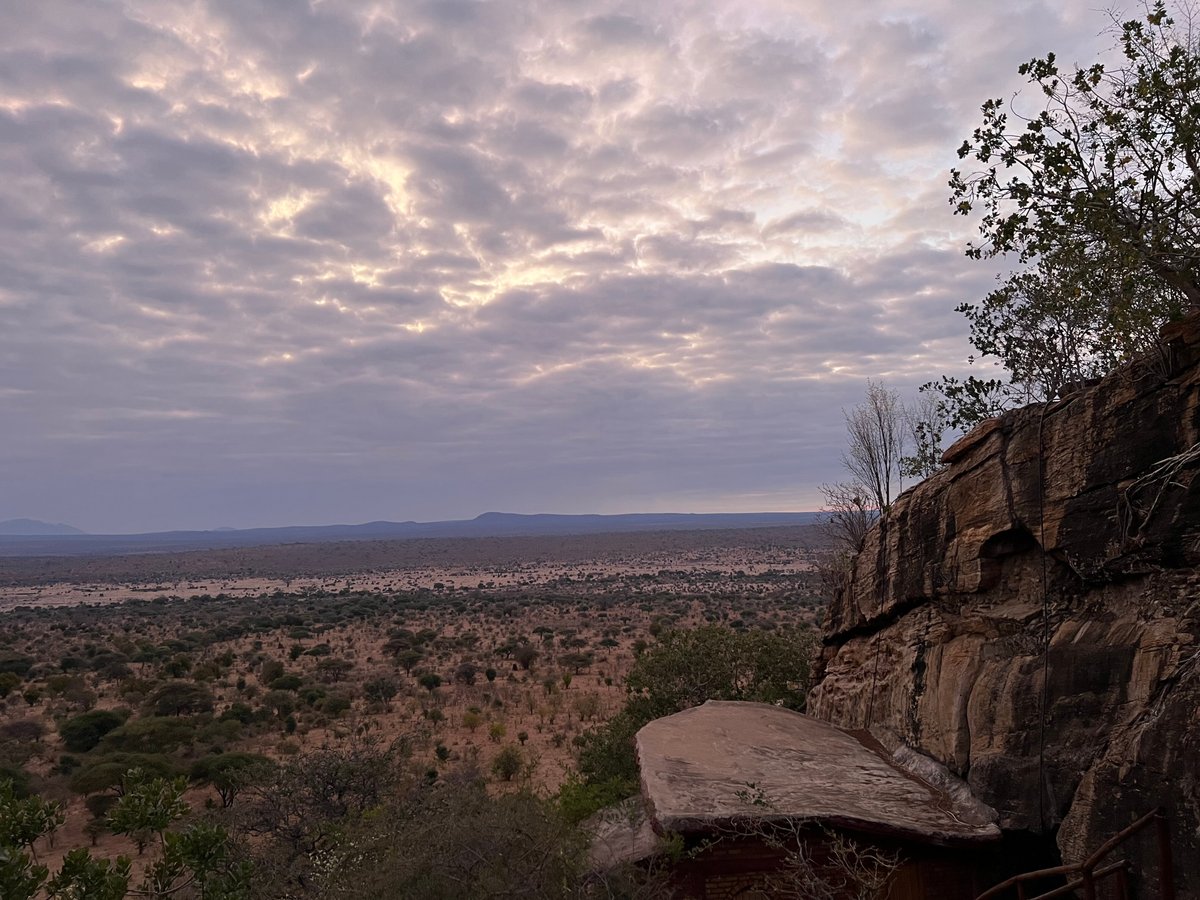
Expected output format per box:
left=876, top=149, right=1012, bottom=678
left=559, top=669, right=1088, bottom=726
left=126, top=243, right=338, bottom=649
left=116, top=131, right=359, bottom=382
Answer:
left=809, top=314, right=1200, bottom=892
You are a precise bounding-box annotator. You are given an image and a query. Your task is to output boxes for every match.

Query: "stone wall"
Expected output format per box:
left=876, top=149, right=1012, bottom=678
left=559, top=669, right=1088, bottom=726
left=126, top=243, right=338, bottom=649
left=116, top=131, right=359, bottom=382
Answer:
left=809, top=315, right=1200, bottom=892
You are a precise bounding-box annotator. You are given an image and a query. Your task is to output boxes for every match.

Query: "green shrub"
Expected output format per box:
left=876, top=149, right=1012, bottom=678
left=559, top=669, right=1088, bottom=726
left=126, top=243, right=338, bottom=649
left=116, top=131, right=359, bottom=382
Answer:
left=100, top=717, right=197, bottom=755
left=58, top=710, right=127, bottom=753
left=268, top=674, right=304, bottom=692
left=219, top=702, right=255, bottom=724
left=0, top=652, right=33, bottom=677
left=0, top=763, right=31, bottom=798
left=147, top=681, right=214, bottom=717
left=491, top=746, right=522, bottom=782
left=69, top=754, right=181, bottom=795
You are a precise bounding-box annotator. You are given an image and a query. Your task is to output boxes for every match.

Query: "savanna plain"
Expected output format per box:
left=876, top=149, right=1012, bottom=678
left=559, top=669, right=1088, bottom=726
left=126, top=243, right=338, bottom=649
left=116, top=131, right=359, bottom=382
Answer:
left=0, top=525, right=828, bottom=897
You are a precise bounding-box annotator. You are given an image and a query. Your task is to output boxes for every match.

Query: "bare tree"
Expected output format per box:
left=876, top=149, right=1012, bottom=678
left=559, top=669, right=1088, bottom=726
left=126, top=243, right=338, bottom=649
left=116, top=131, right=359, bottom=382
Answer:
left=842, top=381, right=905, bottom=515
left=703, top=788, right=904, bottom=900
left=900, top=393, right=948, bottom=481
left=818, top=482, right=873, bottom=554
left=766, top=825, right=903, bottom=900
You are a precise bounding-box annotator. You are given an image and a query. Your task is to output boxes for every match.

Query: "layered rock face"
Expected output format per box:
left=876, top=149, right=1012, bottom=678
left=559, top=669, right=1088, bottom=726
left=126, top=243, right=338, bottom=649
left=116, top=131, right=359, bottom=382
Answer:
left=809, top=315, right=1200, bottom=891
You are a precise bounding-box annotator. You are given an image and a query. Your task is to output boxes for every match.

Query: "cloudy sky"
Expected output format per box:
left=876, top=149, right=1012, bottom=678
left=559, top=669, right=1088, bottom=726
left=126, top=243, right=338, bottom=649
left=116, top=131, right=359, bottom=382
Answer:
left=1, top=0, right=1118, bottom=532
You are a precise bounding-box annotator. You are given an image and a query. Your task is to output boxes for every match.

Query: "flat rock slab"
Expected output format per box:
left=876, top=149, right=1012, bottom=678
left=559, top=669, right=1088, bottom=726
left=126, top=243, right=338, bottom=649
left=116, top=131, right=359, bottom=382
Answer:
left=636, top=701, right=1000, bottom=847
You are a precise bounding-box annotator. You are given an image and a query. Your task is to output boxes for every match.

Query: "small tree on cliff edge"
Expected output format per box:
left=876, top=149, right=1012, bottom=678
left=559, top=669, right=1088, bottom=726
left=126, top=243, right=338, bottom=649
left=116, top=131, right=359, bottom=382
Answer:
left=819, top=481, right=873, bottom=555
left=938, top=1, right=1194, bottom=427
left=841, top=380, right=905, bottom=517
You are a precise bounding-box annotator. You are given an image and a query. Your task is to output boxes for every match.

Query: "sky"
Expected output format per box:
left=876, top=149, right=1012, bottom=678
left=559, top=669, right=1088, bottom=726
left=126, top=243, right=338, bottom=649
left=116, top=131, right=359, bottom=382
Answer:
left=0, top=0, right=1120, bottom=533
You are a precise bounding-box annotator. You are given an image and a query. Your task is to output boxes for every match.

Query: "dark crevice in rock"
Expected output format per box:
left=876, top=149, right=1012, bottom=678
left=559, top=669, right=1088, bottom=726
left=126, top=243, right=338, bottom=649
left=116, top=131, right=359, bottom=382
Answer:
left=818, top=593, right=927, bottom=649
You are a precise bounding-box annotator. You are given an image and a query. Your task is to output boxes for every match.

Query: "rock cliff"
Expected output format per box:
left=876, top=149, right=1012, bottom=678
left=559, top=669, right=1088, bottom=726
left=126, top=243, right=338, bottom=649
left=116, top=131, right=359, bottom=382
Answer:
left=809, top=314, right=1200, bottom=891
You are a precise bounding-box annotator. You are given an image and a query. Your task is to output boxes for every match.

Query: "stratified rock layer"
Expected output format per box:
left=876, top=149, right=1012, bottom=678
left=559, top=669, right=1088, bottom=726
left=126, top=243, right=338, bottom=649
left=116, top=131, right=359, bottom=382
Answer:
left=809, top=314, right=1200, bottom=891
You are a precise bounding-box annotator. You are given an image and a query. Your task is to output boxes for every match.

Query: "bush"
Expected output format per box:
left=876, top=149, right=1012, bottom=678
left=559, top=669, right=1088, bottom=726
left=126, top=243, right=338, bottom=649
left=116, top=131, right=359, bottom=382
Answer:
left=322, top=694, right=352, bottom=717
left=261, top=690, right=296, bottom=719
left=268, top=674, right=304, bottom=692
left=58, top=709, right=127, bottom=753
left=147, top=681, right=214, bottom=717
left=0, top=763, right=31, bottom=798
left=100, top=717, right=198, bottom=755
left=0, top=720, right=46, bottom=745
left=363, top=677, right=398, bottom=704
left=233, top=741, right=410, bottom=895
left=325, top=785, right=589, bottom=899
left=190, top=752, right=272, bottom=807
left=571, top=624, right=816, bottom=818
left=0, top=671, right=21, bottom=697
left=557, top=775, right=634, bottom=825
left=219, top=702, right=256, bottom=725
left=69, top=753, right=181, bottom=795
left=491, top=746, right=522, bottom=782
left=0, top=653, right=33, bottom=678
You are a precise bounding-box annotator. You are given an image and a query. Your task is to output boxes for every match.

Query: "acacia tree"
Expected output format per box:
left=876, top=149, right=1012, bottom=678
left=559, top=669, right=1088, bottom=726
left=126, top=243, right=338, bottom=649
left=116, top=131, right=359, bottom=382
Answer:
left=951, top=1, right=1200, bottom=307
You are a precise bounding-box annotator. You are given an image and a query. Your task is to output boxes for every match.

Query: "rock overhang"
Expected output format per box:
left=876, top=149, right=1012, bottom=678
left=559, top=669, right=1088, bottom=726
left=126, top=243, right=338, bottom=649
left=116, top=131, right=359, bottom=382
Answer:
left=635, top=700, right=1001, bottom=848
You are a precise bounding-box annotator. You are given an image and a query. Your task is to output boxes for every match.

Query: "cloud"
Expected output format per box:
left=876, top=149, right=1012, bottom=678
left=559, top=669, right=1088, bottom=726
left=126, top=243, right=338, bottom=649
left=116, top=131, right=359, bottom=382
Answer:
left=0, top=0, right=1116, bottom=530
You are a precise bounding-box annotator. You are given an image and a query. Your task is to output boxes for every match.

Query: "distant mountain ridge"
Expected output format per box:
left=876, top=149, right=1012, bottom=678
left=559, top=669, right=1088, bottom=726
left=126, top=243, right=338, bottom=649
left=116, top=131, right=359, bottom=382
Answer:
left=0, top=511, right=822, bottom=557
left=0, top=518, right=86, bottom=536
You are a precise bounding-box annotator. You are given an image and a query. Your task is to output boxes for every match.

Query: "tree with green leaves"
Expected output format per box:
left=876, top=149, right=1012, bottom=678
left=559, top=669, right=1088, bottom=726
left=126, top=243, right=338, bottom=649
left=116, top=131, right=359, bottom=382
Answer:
left=1, top=779, right=65, bottom=898
left=191, top=753, right=273, bottom=808
left=148, top=679, right=214, bottom=716
left=926, top=244, right=1182, bottom=427
left=140, top=822, right=251, bottom=900
left=70, top=753, right=181, bottom=798
left=491, top=745, right=523, bottom=782
left=59, top=709, right=127, bottom=753
left=624, top=625, right=814, bottom=718
left=940, top=1, right=1195, bottom=426
left=45, top=850, right=130, bottom=900
left=394, top=648, right=423, bottom=675
left=363, top=676, right=399, bottom=706
left=107, top=768, right=190, bottom=855
left=3, top=771, right=246, bottom=900
left=952, top=1, right=1200, bottom=306
left=418, top=672, right=442, bottom=694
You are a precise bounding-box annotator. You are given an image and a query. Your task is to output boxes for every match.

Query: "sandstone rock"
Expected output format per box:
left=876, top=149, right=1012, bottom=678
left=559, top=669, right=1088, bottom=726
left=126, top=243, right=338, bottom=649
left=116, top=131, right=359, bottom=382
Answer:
left=635, top=700, right=999, bottom=846
left=809, top=313, right=1200, bottom=892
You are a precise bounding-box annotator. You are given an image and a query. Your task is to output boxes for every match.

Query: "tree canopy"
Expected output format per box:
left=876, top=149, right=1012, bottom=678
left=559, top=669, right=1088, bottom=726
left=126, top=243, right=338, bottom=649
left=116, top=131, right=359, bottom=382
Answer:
left=952, top=1, right=1200, bottom=305
left=940, top=1, right=1195, bottom=426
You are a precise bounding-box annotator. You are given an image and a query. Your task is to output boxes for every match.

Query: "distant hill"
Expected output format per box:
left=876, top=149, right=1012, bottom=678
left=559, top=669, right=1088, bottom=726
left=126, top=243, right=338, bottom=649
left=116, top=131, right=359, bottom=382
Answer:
left=0, top=511, right=822, bottom=557
left=0, top=518, right=86, bottom=536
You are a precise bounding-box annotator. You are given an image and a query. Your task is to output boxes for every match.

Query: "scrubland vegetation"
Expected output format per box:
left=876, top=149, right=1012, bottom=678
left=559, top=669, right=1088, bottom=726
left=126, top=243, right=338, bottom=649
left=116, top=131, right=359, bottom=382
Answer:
left=0, top=544, right=824, bottom=898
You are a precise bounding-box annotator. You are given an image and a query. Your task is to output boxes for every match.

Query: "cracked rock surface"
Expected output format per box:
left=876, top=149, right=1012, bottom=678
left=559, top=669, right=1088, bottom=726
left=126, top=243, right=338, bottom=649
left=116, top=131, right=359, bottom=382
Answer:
left=635, top=701, right=1000, bottom=846
left=809, top=314, right=1200, bottom=890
